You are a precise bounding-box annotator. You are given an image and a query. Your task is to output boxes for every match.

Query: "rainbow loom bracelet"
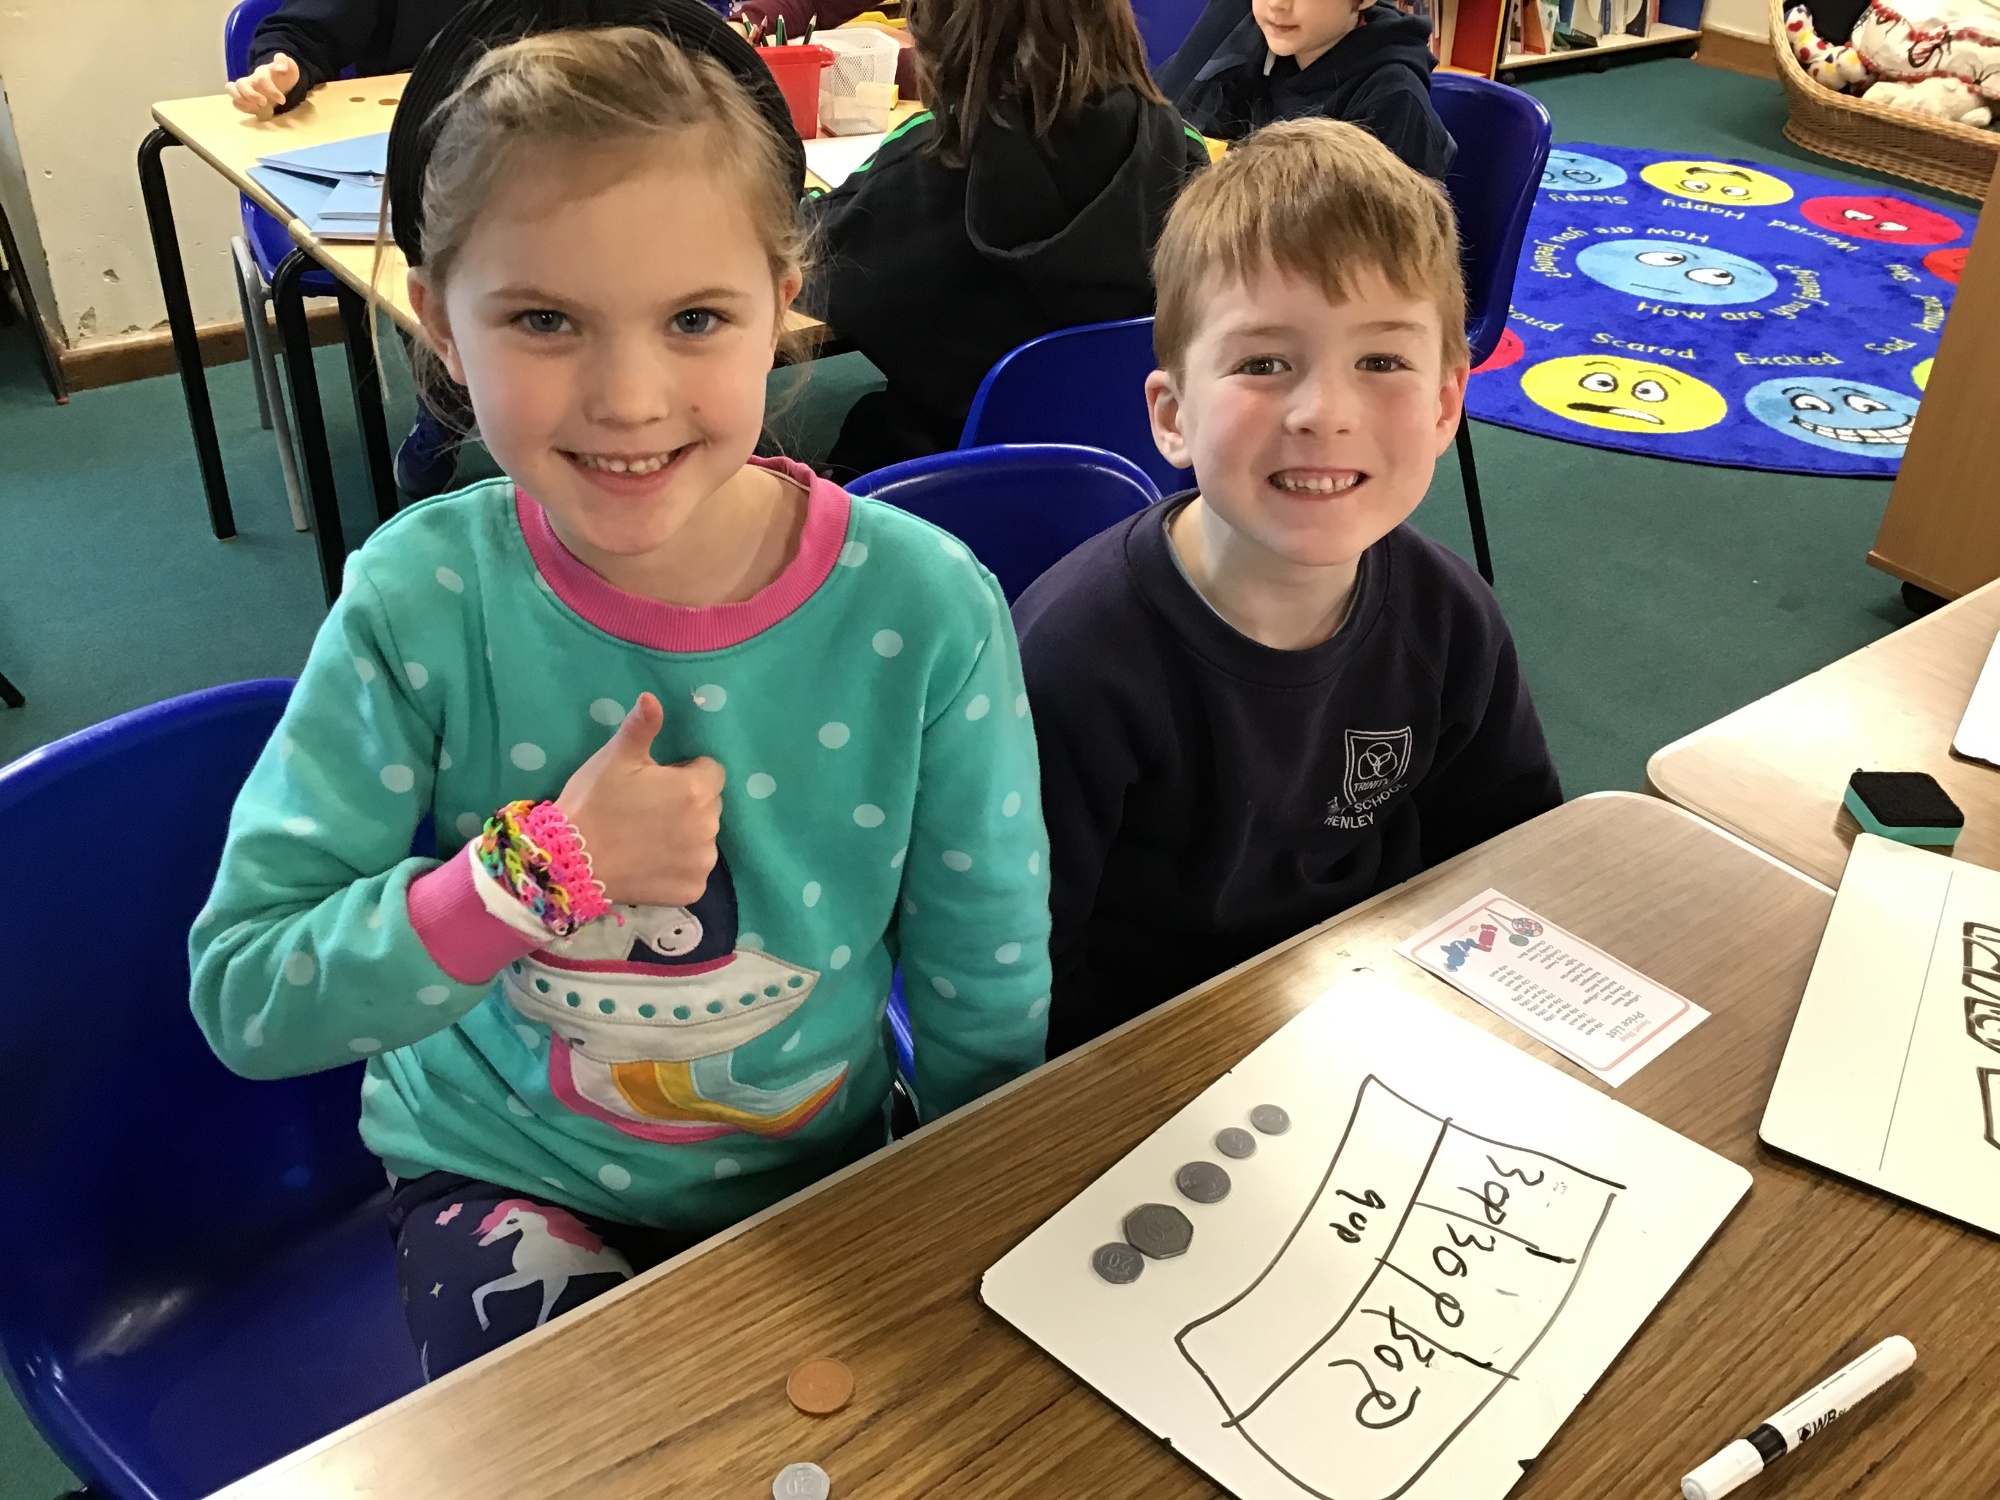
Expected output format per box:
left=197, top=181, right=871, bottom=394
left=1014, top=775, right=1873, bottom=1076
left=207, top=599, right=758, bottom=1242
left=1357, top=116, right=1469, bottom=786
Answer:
left=475, top=799, right=612, bottom=937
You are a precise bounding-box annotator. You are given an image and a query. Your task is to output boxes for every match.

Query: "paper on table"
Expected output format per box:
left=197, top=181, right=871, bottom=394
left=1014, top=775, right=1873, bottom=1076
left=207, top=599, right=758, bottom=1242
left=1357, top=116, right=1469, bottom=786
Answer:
left=1398, top=889, right=1707, bottom=1085
left=247, top=166, right=384, bottom=243
left=257, top=131, right=390, bottom=182
left=1953, top=630, right=2000, bottom=769
left=802, top=129, right=887, bottom=190
left=317, top=176, right=388, bottom=223
left=1762, top=834, right=2000, bottom=1235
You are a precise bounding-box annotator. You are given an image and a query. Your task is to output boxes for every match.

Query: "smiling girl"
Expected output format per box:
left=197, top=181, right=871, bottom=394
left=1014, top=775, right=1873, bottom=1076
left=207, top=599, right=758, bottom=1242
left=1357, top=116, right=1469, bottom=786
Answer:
left=191, top=3, right=1051, bottom=1378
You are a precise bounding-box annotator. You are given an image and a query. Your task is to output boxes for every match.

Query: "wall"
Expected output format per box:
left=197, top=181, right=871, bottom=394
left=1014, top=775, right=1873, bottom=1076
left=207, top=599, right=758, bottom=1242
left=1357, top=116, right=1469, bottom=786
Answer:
left=0, top=78, right=61, bottom=339
left=0, top=0, right=242, bottom=349
left=1703, top=0, right=1770, bottom=40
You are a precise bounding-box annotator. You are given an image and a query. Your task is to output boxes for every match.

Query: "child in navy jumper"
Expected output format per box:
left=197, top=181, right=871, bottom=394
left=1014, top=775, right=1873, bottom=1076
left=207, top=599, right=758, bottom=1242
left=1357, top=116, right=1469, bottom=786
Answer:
left=1014, top=120, right=1558, bottom=1056
left=1166, top=0, right=1454, bottom=179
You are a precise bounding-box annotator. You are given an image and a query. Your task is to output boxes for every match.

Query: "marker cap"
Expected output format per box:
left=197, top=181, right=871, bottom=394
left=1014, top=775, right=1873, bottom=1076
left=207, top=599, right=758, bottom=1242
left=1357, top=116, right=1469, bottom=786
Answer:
left=1681, top=1438, right=1763, bottom=1500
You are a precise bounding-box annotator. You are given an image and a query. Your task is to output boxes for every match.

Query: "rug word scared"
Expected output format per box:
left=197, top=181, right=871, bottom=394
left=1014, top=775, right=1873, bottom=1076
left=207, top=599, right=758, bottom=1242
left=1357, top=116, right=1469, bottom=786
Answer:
left=1465, top=146, right=1974, bottom=477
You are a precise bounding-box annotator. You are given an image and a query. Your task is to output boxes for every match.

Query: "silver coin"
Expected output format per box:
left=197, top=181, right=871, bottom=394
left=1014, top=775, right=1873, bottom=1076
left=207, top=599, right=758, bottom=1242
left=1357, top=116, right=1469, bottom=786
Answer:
left=1214, top=1127, right=1257, bottom=1159
left=1123, top=1202, right=1194, bottom=1259
left=1092, top=1241, right=1145, bottom=1284
left=772, top=1462, right=831, bottom=1500
left=1250, top=1103, right=1291, bottom=1135
left=1176, top=1160, right=1232, bottom=1204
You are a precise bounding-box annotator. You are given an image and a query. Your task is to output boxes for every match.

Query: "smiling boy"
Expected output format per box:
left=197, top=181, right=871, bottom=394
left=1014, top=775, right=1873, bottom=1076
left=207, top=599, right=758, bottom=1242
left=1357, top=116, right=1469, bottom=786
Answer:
left=1167, top=0, right=1453, bottom=178
left=1014, top=121, right=1560, bottom=1055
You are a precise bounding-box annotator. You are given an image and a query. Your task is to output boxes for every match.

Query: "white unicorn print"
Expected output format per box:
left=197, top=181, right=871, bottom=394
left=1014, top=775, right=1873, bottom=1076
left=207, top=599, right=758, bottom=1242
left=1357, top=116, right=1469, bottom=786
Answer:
left=470, top=1199, right=632, bottom=1331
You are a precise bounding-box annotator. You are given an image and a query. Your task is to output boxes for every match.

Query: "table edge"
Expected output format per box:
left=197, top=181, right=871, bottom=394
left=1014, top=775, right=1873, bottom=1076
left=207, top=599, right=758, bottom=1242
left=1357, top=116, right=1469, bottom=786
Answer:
left=209, top=790, right=1824, bottom=1493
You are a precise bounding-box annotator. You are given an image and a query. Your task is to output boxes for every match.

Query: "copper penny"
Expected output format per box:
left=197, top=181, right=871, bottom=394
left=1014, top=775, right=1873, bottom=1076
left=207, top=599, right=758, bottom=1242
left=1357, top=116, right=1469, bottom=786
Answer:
left=786, top=1357, right=854, bottom=1415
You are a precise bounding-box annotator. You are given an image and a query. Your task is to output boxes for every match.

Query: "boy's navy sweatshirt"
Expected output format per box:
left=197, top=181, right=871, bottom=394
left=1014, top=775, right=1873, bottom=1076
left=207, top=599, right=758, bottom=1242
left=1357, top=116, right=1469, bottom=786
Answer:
left=1173, top=0, right=1456, bottom=180
left=1013, top=498, right=1561, bottom=1056
left=249, top=0, right=464, bottom=109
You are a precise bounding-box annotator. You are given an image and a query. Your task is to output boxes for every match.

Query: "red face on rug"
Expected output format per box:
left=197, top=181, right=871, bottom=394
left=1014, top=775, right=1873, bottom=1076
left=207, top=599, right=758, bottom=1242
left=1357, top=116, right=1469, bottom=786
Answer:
left=1924, top=247, right=1968, bottom=285
left=1472, top=327, right=1525, bottom=375
left=1799, top=194, right=1961, bottom=246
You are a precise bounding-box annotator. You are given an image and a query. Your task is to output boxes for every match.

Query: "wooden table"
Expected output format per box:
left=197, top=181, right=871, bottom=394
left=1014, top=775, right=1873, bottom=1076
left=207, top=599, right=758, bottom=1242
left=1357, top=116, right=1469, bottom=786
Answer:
left=1871, top=152, right=2000, bottom=604
left=213, top=794, right=2000, bottom=1500
left=1648, top=580, right=2000, bottom=887
left=143, top=77, right=860, bottom=605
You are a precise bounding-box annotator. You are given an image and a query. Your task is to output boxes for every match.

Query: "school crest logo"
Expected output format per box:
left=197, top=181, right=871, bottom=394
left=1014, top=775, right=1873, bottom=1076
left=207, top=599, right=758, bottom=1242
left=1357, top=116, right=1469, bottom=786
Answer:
left=1344, top=727, right=1413, bottom=806
left=1325, top=727, right=1415, bottom=830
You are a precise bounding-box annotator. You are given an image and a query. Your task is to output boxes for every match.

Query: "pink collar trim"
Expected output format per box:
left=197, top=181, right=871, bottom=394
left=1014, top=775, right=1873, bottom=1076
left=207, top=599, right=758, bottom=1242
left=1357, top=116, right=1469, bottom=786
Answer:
left=515, top=456, right=851, bottom=652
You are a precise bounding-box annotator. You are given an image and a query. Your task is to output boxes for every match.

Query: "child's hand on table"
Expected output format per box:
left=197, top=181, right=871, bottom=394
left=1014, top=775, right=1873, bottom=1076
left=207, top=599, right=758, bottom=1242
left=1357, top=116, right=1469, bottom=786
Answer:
left=557, top=693, right=725, bottom=908
left=228, top=54, right=300, bottom=116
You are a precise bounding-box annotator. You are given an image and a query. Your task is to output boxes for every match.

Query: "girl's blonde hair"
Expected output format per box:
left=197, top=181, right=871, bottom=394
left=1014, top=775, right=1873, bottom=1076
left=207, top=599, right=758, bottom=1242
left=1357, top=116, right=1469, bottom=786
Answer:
left=386, top=26, right=809, bottom=421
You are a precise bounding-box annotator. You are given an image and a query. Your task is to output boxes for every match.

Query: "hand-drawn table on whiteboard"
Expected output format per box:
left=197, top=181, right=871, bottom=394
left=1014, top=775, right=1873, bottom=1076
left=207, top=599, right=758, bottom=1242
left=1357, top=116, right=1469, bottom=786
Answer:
left=1179, top=1079, right=1620, bottom=1499
left=982, top=980, right=1750, bottom=1500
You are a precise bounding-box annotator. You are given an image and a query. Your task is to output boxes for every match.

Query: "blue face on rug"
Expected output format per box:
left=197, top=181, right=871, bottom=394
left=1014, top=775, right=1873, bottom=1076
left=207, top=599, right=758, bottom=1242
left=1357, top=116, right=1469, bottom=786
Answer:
left=1743, top=377, right=1919, bottom=455
left=1575, top=239, right=1778, bottom=305
left=1542, top=150, right=1628, bottom=192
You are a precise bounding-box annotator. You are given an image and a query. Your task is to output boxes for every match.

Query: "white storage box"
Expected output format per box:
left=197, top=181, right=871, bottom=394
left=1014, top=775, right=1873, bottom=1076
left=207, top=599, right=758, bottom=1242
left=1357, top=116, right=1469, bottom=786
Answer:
left=818, top=28, right=902, bottom=135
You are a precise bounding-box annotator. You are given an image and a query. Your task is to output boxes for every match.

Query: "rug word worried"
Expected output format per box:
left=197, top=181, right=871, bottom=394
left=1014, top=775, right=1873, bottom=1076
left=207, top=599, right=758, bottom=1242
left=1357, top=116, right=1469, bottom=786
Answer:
left=1466, top=147, right=1972, bottom=477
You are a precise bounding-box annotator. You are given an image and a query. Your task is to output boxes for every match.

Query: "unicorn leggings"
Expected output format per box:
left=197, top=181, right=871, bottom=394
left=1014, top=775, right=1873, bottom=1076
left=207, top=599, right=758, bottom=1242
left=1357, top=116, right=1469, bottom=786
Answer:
left=387, top=1173, right=699, bottom=1380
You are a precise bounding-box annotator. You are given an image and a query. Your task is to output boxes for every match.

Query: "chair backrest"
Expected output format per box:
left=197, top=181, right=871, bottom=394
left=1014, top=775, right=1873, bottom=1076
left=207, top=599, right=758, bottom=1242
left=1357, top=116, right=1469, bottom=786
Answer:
left=0, top=683, right=389, bottom=1481
left=224, top=0, right=287, bottom=81
left=1130, top=0, right=1215, bottom=66
left=848, top=444, right=1160, bottom=602
left=958, top=318, right=1187, bottom=498
left=1431, top=74, right=1553, bottom=367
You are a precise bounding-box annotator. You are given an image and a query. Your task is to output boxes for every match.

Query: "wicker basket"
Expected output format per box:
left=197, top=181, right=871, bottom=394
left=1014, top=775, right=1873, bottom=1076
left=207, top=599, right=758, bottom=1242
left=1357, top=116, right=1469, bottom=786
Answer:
left=1768, top=0, right=1997, bottom=200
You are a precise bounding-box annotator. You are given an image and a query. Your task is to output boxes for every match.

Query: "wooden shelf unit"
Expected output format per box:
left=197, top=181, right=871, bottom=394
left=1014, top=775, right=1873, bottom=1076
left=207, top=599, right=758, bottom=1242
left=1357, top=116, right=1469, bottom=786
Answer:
left=1501, top=21, right=1698, bottom=69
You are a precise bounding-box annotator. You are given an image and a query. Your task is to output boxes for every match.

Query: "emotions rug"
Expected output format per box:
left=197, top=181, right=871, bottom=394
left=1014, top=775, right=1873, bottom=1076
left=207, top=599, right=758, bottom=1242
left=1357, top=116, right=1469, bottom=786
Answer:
left=1465, top=145, right=1973, bottom=476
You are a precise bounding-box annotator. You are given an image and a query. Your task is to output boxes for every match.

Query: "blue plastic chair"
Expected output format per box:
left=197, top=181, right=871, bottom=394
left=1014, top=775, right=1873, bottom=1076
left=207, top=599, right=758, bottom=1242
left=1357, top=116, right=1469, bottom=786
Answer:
left=957, top=318, right=1187, bottom=500
left=849, top=443, right=1162, bottom=603
left=1431, top=73, right=1553, bottom=585
left=0, top=682, right=420, bottom=1500
left=1130, top=0, right=1214, bottom=66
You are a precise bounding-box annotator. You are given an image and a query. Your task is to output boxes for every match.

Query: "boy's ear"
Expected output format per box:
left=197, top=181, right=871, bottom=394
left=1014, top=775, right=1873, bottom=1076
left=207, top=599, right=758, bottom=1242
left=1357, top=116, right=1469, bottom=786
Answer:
left=1147, top=368, right=1195, bottom=471
left=406, top=269, right=468, bottom=386
left=1431, top=362, right=1470, bottom=459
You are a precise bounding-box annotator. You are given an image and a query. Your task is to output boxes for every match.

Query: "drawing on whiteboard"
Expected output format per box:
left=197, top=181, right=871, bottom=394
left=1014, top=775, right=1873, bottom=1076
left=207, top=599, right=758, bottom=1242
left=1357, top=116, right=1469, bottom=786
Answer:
left=1961, top=922, right=2000, bottom=1154
left=1175, top=1076, right=1624, bottom=1500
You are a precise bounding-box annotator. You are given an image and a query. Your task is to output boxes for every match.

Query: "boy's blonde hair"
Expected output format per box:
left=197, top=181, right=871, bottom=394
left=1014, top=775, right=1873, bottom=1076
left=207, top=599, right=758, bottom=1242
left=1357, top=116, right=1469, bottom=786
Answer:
left=386, top=26, right=808, bottom=417
left=1152, top=118, right=1469, bottom=378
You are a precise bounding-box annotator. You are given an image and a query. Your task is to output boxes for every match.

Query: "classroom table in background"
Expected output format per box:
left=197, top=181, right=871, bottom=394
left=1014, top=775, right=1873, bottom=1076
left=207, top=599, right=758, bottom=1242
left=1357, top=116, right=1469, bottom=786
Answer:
left=1648, top=579, right=2000, bottom=887
left=142, top=78, right=861, bottom=607
left=209, top=794, right=2000, bottom=1499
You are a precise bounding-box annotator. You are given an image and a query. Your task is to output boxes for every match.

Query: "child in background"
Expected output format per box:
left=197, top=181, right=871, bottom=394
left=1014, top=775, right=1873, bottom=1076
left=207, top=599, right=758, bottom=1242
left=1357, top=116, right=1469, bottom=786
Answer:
left=1165, top=0, right=1455, bottom=178
left=230, top=0, right=475, bottom=498
left=193, top=3, right=1050, bottom=1380
left=806, top=0, right=1212, bottom=477
left=1014, top=120, right=1557, bottom=1057
left=229, top=0, right=465, bottom=116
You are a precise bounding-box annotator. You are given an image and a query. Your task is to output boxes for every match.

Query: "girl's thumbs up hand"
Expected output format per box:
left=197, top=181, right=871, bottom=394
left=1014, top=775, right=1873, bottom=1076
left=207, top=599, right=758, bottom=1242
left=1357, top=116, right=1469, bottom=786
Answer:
left=557, top=693, right=724, bottom=908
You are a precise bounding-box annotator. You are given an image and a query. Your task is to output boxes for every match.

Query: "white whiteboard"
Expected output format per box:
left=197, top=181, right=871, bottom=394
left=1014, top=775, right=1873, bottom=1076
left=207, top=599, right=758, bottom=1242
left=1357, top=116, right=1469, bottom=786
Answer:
left=1762, top=834, right=2000, bottom=1234
left=1953, top=630, right=2000, bottom=768
left=982, top=977, right=1749, bottom=1500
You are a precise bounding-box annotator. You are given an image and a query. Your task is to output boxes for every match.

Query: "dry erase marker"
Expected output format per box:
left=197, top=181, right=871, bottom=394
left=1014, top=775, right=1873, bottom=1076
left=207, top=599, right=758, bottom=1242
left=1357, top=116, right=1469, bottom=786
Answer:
left=1681, top=1336, right=1915, bottom=1500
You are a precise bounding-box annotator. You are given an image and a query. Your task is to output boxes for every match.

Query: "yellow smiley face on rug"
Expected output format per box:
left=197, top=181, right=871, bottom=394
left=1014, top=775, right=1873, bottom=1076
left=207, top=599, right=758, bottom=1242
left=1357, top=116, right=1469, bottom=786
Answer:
left=1520, top=355, right=1729, bottom=434
left=1912, top=357, right=1933, bottom=391
left=1640, top=159, right=1793, bottom=207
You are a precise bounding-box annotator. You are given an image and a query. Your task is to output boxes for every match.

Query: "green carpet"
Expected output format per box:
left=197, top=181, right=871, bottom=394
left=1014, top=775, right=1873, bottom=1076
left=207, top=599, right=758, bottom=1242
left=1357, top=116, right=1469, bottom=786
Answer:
left=0, top=57, right=1955, bottom=1498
